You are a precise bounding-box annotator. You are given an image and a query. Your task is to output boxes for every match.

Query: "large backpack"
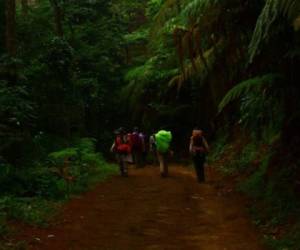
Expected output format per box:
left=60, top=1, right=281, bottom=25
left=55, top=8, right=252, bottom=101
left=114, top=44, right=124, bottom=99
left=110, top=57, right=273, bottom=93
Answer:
left=115, top=135, right=131, bottom=154
left=192, top=131, right=206, bottom=154
left=131, top=132, right=142, bottom=151
left=155, top=130, right=172, bottom=153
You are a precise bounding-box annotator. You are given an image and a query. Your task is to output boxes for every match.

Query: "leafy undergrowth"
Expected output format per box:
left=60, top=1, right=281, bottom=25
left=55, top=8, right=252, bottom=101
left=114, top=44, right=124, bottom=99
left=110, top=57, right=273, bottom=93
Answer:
left=209, top=134, right=300, bottom=250
left=0, top=138, right=118, bottom=249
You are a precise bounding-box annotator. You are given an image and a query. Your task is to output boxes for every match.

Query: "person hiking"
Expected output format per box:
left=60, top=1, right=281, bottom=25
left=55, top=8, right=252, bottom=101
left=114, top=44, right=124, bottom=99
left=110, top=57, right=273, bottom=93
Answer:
left=149, top=132, right=157, bottom=165
left=189, top=128, right=209, bottom=183
left=126, top=131, right=134, bottom=164
left=131, top=127, right=144, bottom=168
left=111, top=127, right=131, bottom=177
left=155, top=130, right=173, bottom=177
left=139, top=131, right=147, bottom=166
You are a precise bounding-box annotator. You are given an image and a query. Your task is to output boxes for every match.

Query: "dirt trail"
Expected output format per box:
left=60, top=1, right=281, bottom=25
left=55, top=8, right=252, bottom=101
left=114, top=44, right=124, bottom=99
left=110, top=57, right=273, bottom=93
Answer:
left=15, top=165, right=266, bottom=250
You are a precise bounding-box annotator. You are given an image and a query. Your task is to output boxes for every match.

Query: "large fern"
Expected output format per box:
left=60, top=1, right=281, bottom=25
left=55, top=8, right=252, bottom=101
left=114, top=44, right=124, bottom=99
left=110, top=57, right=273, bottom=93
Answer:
left=169, top=40, right=223, bottom=92
left=181, top=0, right=219, bottom=24
left=218, top=74, right=281, bottom=113
left=249, top=0, right=300, bottom=63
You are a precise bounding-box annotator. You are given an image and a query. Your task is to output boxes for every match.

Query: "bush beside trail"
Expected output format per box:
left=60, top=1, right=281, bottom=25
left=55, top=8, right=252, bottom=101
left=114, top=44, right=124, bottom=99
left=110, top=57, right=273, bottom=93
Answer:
left=0, top=138, right=118, bottom=242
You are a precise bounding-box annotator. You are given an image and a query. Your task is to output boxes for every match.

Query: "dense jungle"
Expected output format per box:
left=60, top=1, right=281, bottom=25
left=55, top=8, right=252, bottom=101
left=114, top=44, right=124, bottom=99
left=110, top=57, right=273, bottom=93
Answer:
left=0, top=0, right=300, bottom=249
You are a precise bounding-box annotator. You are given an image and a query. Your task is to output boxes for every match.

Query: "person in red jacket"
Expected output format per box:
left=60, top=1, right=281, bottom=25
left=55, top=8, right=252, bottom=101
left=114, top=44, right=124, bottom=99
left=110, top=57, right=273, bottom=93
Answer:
left=111, top=127, right=132, bottom=177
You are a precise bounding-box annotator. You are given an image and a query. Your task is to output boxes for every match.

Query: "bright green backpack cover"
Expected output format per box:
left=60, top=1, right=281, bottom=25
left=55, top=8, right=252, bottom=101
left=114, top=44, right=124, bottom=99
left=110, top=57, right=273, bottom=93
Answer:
left=155, top=130, right=172, bottom=153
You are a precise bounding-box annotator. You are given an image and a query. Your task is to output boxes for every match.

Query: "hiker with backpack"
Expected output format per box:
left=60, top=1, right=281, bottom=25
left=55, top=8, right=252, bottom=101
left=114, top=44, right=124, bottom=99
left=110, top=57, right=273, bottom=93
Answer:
left=189, top=128, right=209, bottom=182
left=111, top=127, right=132, bottom=177
left=149, top=131, right=157, bottom=165
left=131, top=127, right=145, bottom=168
left=139, top=131, right=147, bottom=166
left=155, top=130, right=173, bottom=177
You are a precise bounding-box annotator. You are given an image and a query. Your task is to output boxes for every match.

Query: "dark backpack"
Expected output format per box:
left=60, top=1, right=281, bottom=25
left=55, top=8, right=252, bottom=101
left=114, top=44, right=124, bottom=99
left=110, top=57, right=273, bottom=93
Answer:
left=131, top=132, right=142, bottom=151
left=192, top=135, right=206, bottom=153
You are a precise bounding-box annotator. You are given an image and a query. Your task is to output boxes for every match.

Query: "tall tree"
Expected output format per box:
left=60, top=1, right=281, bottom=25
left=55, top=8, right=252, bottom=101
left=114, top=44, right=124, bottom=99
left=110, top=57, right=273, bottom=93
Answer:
left=21, top=0, right=29, bottom=16
left=0, top=1, right=5, bottom=55
left=5, top=0, right=16, bottom=56
left=49, top=0, right=64, bottom=37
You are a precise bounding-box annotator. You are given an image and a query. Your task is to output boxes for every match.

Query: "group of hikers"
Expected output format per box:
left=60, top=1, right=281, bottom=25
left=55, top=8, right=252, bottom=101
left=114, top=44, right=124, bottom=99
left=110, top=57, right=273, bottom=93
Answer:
left=110, top=127, right=209, bottom=183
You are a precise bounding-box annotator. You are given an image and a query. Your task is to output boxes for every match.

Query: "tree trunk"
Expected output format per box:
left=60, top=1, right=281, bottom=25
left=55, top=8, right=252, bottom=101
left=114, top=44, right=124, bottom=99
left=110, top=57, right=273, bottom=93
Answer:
left=5, top=0, right=16, bottom=56
left=21, top=0, right=28, bottom=16
left=49, top=0, right=64, bottom=37
left=176, top=0, right=181, bottom=13
left=0, top=1, right=5, bottom=55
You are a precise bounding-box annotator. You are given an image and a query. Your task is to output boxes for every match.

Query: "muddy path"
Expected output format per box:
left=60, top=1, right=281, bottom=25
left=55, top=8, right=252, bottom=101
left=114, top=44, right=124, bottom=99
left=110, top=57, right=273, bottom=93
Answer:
left=14, top=165, right=267, bottom=250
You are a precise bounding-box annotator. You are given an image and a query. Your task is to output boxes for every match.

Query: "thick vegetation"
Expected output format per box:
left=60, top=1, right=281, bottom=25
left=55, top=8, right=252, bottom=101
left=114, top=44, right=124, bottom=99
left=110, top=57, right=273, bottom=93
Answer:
left=0, top=0, right=138, bottom=240
left=0, top=0, right=300, bottom=249
left=123, top=0, right=300, bottom=248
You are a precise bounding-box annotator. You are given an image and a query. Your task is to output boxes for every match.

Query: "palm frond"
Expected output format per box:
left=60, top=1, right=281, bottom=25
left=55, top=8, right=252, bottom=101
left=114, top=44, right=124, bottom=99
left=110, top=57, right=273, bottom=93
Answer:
left=218, top=74, right=281, bottom=113
left=181, top=0, right=219, bottom=24
left=169, top=41, right=222, bottom=92
left=249, top=0, right=300, bottom=63
left=150, top=0, right=186, bottom=35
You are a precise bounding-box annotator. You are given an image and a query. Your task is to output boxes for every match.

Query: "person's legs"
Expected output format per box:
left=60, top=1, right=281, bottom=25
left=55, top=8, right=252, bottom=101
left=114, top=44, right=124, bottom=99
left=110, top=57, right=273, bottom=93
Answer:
left=163, top=154, right=168, bottom=177
left=151, top=150, right=158, bottom=166
left=119, top=160, right=124, bottom=176
left=193, top=154, right=205, bottom=182
left=118, top=155, right=128, bottom=177
left=122, top=160, right=128, bottom=177
left=158, top=152, right=168, bottom=177
left=157, top=152, right=164, bottom=176
left=141, top=151, right=146, bottom=167
left=132, top=150, right=137, bottom=164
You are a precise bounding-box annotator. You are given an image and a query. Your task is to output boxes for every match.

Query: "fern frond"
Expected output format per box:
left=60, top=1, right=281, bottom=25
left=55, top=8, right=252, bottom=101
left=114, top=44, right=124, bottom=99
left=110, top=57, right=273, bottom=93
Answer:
left=249, top=0, right=300, bottom=62
left=169, top=41, right=222, bottom=92
left=181, top=0, right=219, bottom=24
left=151, top=0, right=186, bottom=35
left=218, top=74, right=281, bottom=113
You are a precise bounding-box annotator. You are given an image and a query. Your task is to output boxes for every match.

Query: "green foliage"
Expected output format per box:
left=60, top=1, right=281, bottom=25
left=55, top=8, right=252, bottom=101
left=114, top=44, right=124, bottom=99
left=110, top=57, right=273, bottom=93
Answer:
left=43, top=37, right=74, bottom=76
left=218, top=138, right=300, bottom=249
left=48, top=148, right=77, bottom=164
left=249, top=0, right=300, bottom=62
left=124, top=29, right=149, bottom=45
left=0, top=197, right=57, bottom=226
left=147, top=0, right=164, bottom=18
left=221, top=142, right=258, bottom=175
left=218, top=74, right=280, bottom=112
left=207, top=131, right=228, bottom=163
left=48, top=138, right=118, bottom=194
left=181, top=0, right=219, bottom=23
left=0, top=138, right=117, bottom=233
left=125, top=57, right=178, bottom=83
left=239, top=153, right=271, bottom=199
left=218, top=74, right=285, bottom=140
left=265, top=223, right=300, bottom=250
left=0, top=138, right=117, bottom=199
left=0, top=80, right=34, bottom=127
left=3, top=0, right=133, bottom=161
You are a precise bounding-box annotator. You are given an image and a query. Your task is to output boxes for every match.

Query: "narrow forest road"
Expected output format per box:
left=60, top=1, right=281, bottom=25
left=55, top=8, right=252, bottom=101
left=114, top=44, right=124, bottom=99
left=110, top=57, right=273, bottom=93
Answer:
left=15, top=165, right=267, bottom=250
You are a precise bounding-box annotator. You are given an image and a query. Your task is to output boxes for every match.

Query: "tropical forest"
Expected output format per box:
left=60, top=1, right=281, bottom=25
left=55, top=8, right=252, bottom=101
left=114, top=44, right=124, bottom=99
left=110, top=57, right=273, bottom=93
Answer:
left=0, top=0, right=300, bottom=249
